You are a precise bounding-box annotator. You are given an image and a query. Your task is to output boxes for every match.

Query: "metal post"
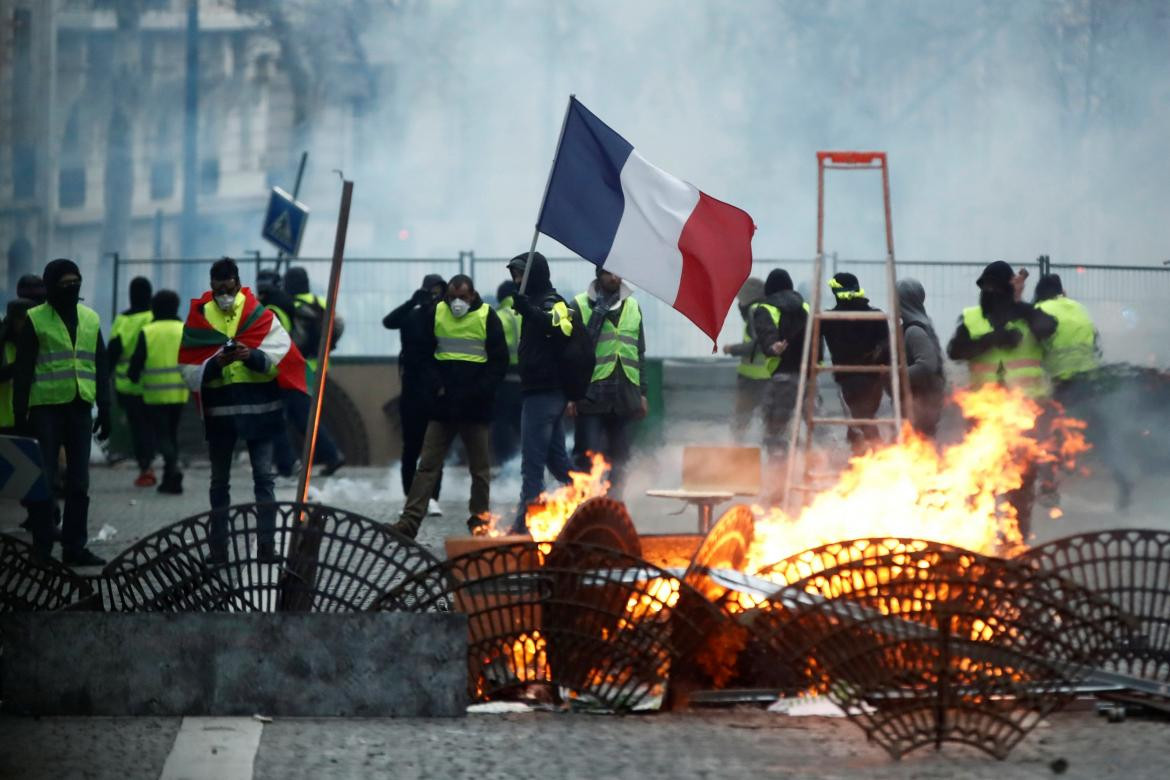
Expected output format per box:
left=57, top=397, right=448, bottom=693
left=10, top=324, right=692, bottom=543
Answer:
left=179, top=0, right=199, bottom=258
left=519, top=94, right=574, bottom=294
left=108, top=252, right=120, bottom=323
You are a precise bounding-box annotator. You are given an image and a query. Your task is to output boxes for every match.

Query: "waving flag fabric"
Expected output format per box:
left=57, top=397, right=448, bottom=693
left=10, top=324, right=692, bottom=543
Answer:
left=537, top=97, right=755, bottom=343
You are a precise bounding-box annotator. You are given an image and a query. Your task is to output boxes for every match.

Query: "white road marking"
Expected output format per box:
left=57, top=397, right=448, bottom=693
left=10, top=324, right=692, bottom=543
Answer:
left=159, top=717, right=263, bottom=780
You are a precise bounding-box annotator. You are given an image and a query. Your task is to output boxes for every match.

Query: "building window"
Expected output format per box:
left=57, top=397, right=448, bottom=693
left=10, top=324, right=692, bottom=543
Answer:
left=59, top=167, right=87, bottom=209
left=12, top=145, right=35, bottom=199
left=200, top=158, right=220, bottom=195
left=150, top=160, right=174, bottom=200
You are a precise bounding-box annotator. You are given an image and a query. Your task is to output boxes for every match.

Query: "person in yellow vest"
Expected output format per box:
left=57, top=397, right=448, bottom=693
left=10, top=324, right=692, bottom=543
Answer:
left=126, top=290, right=188, bottom=495
left=1032, top=272, right=1101, bottom=398
left=567, top=268, right=648, bottom=497
left=12, top=259, right=111, bottom=566
left=722, top=277, right=768, bottom=438
left=746, top=269, right=809, bottom=455
left=491, top=279, right=524, bottom=465
left=0, top=299, right=34, bottom=434
left=282, top=266, right=345, bottom=476
left=947, top=260, right=1057, bottom=534
left=391, top=275, right=508, bottom=539
left=107, top=276, right=156, bottom=487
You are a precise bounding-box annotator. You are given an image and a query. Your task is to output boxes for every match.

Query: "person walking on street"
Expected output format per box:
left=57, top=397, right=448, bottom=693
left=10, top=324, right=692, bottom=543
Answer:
left=491, top=280, right=524, bottom=465
left=947, top=260, right=1057, bottom=534
left=746, top=269, right=809, bottom=456
left=507, top=252, right=575, bottom=534
left=108, top=276, right=156, bottom=486
left=179, top=258, right=307, bottom=564
left=383, top=274, right=447, bottom=516
left=820, top=272, right=890, bottom=455
left=127, top=290, right=188, bottom=495
left=722, top=277, right=769, bottom=438
left=391, top=275, right=508, bottom=539
left=12, top=259, right=110, bottom=566
left=897, top=278, right=947, bottom=437
left=568, top=268, right=648, bottom=497
left=281, top=267, right=346, bottom=476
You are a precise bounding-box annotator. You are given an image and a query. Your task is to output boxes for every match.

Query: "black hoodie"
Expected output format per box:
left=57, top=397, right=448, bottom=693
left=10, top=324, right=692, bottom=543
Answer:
left=820, top=287, right=889, bottom=387
left=751, top=272, right=808, bottom=375
left=506, top=253, right=571, bottom=392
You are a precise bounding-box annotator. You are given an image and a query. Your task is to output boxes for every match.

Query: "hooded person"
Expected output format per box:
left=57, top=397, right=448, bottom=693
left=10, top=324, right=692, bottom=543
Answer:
left=745, top=268, right=809, bottom=455
left=127, top=290, right=189, bottom=494
left=108, top=275, right=156, bottom=485
left=722, top=276, right=769, bottom=437
left=818, top=271, right=890, bottom=454
left=13, top=258, right=111, bottom=566
left=491, top=279, right=524, bottom=464
left=16, top=274, right=46, bottom=304
left=506, top=251, right=575, bottom=533
left=0, top=298, right=35, bottom=432
left=383, top=273, right=448, bottom=513
left=897, top=278, right=946, bottom=437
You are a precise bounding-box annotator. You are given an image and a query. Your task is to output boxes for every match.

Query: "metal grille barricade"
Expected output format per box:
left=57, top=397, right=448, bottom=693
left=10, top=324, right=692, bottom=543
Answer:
left=0, top=534, right=97, bottom=613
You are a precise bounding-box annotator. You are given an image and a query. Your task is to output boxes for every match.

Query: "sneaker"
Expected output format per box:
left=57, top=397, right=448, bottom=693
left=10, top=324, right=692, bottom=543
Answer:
left=390, top=518, right=421, bottom=540
left=62, top=548, right=107, bottom=567
left=134, top=469, right=157, bottom=488
left=322, top=455, right=346, bottom=477
left=157, top=474, right=184, bottom=495
left=427, top=498, right=443, bottom=517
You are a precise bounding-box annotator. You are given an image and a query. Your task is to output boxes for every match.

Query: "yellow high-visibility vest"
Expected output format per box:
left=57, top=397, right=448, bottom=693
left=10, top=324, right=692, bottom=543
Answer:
left=961, top=306, right=1050, bottom=399
left=201, top=295, right=276, bottom=388
left=141, top=320, right=190, bottom=405
left=1035, top=296, right=1099, bottom=381
left=497, top=297, right=522, bottom=367
left=575, top=293, right=642, bottom=385
left=434, top=301, right=489, bottom=363
left=0, top=341, right=15, bottom=427
left=28, top=303, right=101, bottom=407
left=110, top=309, right=153, bottom=395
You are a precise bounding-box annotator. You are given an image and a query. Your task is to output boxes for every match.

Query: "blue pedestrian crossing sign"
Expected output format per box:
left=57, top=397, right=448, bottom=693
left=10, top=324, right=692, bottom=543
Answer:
left=0, top=435, right=49, bottom=502
left=262, top=186, right=310, bottom=256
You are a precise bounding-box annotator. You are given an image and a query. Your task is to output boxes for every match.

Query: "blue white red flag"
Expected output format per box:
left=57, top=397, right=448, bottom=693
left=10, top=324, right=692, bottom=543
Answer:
left=537, top=97, right=755, bottom=343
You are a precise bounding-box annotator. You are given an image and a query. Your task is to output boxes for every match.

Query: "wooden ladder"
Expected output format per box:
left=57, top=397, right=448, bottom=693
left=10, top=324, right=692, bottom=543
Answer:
left=782, top=151, right=914, bottom=511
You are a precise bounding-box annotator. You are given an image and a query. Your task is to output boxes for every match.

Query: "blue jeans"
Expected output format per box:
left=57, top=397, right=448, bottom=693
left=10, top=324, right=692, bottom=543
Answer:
left=208, top=433, right=276, bottom=550
left=512, top=389, right=573, bottom=532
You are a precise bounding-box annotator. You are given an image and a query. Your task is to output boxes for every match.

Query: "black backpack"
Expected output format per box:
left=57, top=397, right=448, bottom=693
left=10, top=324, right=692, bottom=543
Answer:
left=558, top=306, right=596, bottom=402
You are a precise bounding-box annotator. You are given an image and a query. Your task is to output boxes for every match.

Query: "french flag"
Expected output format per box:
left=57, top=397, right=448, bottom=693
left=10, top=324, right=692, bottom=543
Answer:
left=536, top=97, right=756, bottom=344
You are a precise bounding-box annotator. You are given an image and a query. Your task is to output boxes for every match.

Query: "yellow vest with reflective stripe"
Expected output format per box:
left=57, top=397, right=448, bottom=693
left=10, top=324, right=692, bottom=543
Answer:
left=293, top=292, right=326, bottom=374
left=961, top=306, right=1050, bottom=398
left=1035, top=296, right=1099, bottom=381
left=28, top=303, right=100, bottom=407
left=575, top=293, right=642, bottom=385
left=201, top=296, right=276, bottom=388
left=737, top=302, right=779, bottom=379
left=110, top=310, right=153, bottom=395
left=497, top=297, right=522, bottom=367
left=434, top=302, right=489, bottom=363
left=267, top=303, right=291, bottom=335
left=141, top=320, right=190, bottom=405
left=0, top=341, right=15, bottom=427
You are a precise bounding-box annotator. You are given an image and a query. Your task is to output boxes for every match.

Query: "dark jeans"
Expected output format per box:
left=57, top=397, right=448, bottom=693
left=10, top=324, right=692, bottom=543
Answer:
left=732, top=375, right=768, bottom=438
left=117, top=391, right=154, bottom=471
left=491, top=378, right=523, bottom=466
left=513, top=389, right=573, bottom=532
left=273, top=387, right=342, bottom=475
left=574, top=413, right=636, bottom=498
left=763, top=373, right=800, bottom=455
left=208, top=432, right=276, bottom=552
left=838, top=378, right=885, bottom=454
left=400, top=421, right=491, bottom=527
left=149, top=403, right=184, bottom=478
left=399, top=383, right=441, bottom=500
left=27, top=403, right=92, bottom=554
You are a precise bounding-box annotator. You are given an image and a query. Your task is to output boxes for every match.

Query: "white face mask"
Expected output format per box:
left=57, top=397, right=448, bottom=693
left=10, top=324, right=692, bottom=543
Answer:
left=214, top=293, right=237, bottom=312
left=449, top=299, right=470, bottom=318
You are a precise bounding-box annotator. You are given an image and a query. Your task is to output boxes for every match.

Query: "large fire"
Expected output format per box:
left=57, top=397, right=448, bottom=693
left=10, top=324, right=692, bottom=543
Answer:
left=525, top=453, right=611, bottom=543
left=743, top=385, right=1088, bottom=586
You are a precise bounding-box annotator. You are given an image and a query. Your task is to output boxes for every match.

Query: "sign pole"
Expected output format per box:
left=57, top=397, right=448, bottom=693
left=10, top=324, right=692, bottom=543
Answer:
left=275, top=152, right=309, bottom=276
left=519, top=94, right=574, bottom=294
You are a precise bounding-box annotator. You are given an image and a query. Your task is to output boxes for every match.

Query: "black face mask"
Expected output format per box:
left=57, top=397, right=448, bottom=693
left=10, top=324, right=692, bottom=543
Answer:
left=49, top=284, right=81, bottom=308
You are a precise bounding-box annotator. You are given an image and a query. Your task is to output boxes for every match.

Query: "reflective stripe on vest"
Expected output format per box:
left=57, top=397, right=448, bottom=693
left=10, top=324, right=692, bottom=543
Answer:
left=1035, top=296, right=1099, bottom=381
left=737, top=302, right=780, bottom=379
left=961, top=306, right=1051, bottom=398
left=434, top=301, right=489, bottom=363
left=575, top=293, right=642, bottom=385
left=0, top=341, right=15, bottom=427
left=200, top=297, right=277, bottom=388
left=111, top=310, right=153, bottom=395
left=141, top=320, right=190, bottom=405
left=497, top=297, right=522, bottom=366
left=28, top=303, right=100, bottom=407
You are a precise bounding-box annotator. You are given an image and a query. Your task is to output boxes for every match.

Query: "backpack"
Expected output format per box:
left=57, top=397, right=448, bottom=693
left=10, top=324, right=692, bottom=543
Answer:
left=292, top=298, right=344, bottom=358
left=558, top=306, right=596, bottom=402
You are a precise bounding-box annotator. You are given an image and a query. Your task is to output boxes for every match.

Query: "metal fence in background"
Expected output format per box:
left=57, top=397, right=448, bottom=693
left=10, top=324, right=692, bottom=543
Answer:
left=110, top=254, right=1170, bottom=364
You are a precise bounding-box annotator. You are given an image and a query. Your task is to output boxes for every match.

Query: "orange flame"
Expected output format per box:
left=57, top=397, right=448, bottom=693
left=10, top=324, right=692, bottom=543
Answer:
left=525, top=453, right=611, bottom=543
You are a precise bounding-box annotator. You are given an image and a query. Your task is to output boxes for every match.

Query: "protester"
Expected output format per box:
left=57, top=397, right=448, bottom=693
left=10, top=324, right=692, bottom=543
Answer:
left=12, top=259, right=110, bottom=566
left=0, top=299, right=34, bottom=433
left=108, top=276, right=156, bottom=486
left=820, top=272, right=890, bottom=454
left=127, top=290, right=188, bottom=495
left=491, top=279, right=524, bottom=465
left=391, top=275, right=508, bottom=538
left=179, top=258, right=306, bottom=564
left=1032, top=271, right=1101, bottom=399
left=722, top=276, right=769, bottom=438
left=896, top=278, right=946, bottom=437
left=506, top=252, right=574, bottom=533
left=16, top=274, right=46, bottom=305
left=748, top=269, right=809, bottom=455
left=281, top=266, right=345, bottom=476
left=384, top=273, right=447, bottom=515
left=569, top=268, right=647, bottom=497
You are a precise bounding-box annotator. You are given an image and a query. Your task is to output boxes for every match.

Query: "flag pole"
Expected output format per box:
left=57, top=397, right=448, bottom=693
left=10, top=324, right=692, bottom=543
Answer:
left=520, top=94, right=575, bottom=294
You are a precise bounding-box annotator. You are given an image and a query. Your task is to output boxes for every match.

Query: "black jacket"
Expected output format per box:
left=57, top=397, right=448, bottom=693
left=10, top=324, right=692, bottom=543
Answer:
left=513, top=255, right=571, bottom=393
left=946, top=297, right=1057, bottom=362
left=821, top=296, right=890, bottom=387
left=383, top=294, right=436, bottom=382
left=419, top=298, right=508, bottom=424
left=752, top=290, right=809, bottom=375
left=13, top=305, right=110, bottom=426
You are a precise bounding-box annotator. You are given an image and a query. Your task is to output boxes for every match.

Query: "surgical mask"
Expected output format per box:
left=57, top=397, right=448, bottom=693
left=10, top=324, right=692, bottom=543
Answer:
left=214, top=293, right=237, bottom=312
left=449, top=299, right=470, bottom=318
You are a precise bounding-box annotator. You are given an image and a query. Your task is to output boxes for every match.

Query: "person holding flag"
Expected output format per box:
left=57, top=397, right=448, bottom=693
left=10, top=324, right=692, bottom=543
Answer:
left=179, top=257, right=306, bottom=564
